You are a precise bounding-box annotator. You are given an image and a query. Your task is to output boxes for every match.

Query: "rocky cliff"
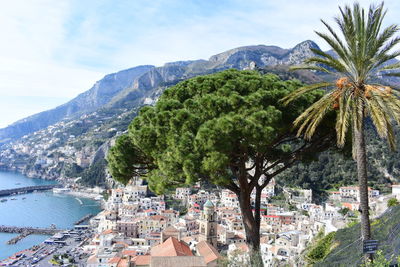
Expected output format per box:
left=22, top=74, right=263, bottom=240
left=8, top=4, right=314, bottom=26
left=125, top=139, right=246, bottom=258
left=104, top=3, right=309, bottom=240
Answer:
left=0, top=40, right=321, bottom=144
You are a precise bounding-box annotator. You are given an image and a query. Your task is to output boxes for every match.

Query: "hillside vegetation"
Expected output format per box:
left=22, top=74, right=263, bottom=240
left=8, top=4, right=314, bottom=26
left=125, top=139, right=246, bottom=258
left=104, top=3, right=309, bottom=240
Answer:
left=314, top=206, right=400, bottom=266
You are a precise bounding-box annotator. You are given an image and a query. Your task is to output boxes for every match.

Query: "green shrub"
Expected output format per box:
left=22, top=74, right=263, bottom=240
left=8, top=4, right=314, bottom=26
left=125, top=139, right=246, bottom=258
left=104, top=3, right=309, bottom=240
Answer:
left=387, top=198, right=399, bottom=207
left=361, top=250, right=400, bottom=267
left=306, top=231, right=336, bottom=264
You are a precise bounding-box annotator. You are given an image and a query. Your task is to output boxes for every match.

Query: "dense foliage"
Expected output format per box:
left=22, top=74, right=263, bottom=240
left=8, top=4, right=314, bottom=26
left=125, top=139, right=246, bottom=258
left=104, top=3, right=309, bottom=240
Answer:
left=108, top=69, right=329, bottom=190
left=80, top=158, right=107, bottom=186
left=280, top=124, right=397, bottom=202
left=387, top=198, right=399, bottom=207
left=306, top=231, right=336, bottom=264
left=107, top=69, right=335, bottom=257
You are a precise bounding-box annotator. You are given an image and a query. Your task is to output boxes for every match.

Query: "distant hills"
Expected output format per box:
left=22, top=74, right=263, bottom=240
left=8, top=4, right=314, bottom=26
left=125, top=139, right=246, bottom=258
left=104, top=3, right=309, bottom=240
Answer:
left=0, top=65, right=154, bottom=143
left=1, top=40, right=400, bottom=189
left=0, top=40, right=322, bottom=144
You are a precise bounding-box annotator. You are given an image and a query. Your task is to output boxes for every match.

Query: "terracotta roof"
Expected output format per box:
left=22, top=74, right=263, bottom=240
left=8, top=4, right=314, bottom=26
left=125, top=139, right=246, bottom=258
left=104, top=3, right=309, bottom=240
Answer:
left=162, top=210, right=176, bottom=213
left=342, top=202, right=354, bottom=209
left=101, top=229, right=114, bottom=235
left=150, top=215, right=167, bottom=221
left=108, top=256, right=122, bottom=264
left=196, top=241, right=220, bottom=264
left=122, top=250, right=137, bottom=256
left=117, top=258, right=129, bottom=267
left=87, top=255, right=97, bottom=264
left=189, top=208, right=200, bottom=213
left=134, top=255, right=151, bottom=266
left=150, top=256, right=206, bottom=267
left=151, top=237, right=193, bottom=257
left=163, top=226, right=179, bottom=233
left=236, top=243, right=249, bottom=252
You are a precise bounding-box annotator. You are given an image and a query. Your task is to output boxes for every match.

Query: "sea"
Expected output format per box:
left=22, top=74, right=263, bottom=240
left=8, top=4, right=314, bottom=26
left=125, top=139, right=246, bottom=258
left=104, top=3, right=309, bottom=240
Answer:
left=0, top=171, right=102, bottom=260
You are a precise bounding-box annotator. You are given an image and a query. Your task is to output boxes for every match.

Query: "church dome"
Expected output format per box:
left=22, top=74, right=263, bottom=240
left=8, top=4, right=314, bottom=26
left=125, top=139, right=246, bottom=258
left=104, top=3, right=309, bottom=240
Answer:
left=204, top=200, right=214, bottom=208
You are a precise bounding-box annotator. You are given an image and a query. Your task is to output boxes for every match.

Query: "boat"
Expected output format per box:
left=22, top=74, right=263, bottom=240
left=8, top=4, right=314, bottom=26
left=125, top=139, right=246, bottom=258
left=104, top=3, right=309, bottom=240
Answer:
left=52, top=188, right=71, bottom=194
left=22, top=197, right=26, bottom=200
left=11, top=198, right=17, bottom=200
left=0, top=199, right=7, bottom=202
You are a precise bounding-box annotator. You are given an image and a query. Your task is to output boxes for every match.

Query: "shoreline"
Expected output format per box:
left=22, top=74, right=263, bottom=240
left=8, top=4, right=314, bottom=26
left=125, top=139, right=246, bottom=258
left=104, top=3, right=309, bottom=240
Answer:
left=55, top=189, right=104, bottom=202
left=0, top=170, right=105, bottom=261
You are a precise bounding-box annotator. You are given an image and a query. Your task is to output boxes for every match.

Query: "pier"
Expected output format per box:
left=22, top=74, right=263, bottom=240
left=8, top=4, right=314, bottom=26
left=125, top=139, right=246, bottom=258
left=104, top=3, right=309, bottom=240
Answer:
left=0, top=225, right=66, bottom=245
left=0, top=225, right=65, bottom=235
left=74, top=214, right=94, bottom=225
left=7, top=231, right=31, bottom=245
left=0, top=184, right=61, bottom=197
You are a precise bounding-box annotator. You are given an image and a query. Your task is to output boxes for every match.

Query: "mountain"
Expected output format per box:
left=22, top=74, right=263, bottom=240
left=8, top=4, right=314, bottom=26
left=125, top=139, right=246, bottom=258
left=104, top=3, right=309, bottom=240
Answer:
left=0, top=40, right=320, bottom=144
left=0, top=65, right=154, bottom=143
left=1, top=40, right=399, bottom=188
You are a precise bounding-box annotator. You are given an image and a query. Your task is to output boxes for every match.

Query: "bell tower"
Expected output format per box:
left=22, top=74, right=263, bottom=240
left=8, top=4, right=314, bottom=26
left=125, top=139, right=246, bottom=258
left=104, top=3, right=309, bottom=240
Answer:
left=199, top=200, right=218, bottom=248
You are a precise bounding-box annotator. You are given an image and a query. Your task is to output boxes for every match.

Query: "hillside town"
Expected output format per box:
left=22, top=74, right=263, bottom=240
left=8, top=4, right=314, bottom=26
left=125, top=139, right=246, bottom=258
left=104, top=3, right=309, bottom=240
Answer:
left=2, top=1, right=400, bottom=265
left=58, top=176, right=395, bottom=267
left=0, top=109, right=132, bottom=181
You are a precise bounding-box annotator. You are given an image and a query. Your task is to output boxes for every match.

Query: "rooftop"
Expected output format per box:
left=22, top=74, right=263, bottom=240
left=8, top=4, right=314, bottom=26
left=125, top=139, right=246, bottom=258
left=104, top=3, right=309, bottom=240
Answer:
left=151, top=237, right=193, bottom=257
left=204, top=200, right=214, bottom=208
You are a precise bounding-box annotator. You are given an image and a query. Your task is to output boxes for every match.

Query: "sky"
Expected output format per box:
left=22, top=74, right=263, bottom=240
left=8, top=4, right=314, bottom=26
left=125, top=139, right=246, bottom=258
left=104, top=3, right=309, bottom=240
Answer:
left=0, top=0, right=399, bottom=128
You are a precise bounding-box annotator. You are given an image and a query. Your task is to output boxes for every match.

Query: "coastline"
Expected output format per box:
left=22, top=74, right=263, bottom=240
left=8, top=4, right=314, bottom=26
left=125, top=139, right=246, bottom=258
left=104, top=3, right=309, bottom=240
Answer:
left=56, top=189, right=103, bottom=202
left=0, top=171, right=105, bottom=261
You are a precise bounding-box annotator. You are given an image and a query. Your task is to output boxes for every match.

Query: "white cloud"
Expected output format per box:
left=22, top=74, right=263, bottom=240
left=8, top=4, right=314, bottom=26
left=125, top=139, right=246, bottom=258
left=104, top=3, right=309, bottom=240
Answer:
left=0, top=1, right=104, bottom=98
left=0, top=0, right=399, bottom=127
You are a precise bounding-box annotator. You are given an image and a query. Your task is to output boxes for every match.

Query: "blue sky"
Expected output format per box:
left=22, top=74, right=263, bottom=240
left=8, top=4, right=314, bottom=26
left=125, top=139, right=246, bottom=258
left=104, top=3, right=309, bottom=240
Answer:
left=0, top=0, right=399, bottom=128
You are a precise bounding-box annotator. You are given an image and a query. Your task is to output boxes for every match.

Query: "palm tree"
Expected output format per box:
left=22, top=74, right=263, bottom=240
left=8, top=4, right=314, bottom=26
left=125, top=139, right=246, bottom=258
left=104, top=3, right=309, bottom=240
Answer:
left=283, top=2, right=400, bottom=251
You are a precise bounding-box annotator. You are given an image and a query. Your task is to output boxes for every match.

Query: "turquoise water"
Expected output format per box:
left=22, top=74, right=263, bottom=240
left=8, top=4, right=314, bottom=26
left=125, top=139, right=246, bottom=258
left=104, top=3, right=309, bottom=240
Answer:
left=0, top=171, right=102, bottom=260
left=0, top=171, right=57, bottom=190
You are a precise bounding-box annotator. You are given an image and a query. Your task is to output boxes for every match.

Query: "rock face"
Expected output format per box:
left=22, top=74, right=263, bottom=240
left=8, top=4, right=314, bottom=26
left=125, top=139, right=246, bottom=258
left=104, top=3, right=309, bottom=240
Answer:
left=0, top=65, right=154, bottom=143
left=0, top=40, right=348, bottom=143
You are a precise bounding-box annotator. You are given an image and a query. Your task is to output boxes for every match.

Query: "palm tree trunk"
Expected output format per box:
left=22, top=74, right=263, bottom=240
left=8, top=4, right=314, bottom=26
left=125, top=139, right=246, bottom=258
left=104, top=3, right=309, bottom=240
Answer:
left=354, top=118, right=372, bottom=260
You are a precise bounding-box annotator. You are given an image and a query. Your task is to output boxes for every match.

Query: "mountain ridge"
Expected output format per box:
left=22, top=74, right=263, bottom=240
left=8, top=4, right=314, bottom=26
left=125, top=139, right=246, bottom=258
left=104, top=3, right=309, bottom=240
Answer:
left=0, top=40, right=322, bottom=144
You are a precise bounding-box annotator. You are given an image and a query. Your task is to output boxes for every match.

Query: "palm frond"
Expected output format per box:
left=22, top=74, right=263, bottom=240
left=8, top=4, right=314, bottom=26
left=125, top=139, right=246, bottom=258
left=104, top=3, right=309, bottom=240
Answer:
left=289, top=65, right=333, bottom=74
left=377, top=61, right=400, bottom=72
left=304, top=56, right=348, bottom=74
left=319, top=19, right=351, bottom=63
left=382, top=71, right=400, bottom=77
left=286, top=2, right=400, bottom=152
left=293, top=93, right=335, bottom=139
left=336, top=91, right=353, bottom=147
left=281, top=82, right=332, bottom=105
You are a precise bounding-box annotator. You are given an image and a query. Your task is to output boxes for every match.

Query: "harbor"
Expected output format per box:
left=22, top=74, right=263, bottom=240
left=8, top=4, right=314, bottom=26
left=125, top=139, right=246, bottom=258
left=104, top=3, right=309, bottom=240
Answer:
left=0, top=171, right=102, bottom=260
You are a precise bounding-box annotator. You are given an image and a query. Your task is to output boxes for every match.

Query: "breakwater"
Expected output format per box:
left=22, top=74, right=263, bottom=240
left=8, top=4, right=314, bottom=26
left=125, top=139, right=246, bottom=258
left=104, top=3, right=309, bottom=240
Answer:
left=0, top=185, right=60, bottom=197
left=0, top=225, right=65, bottom=245
left=7, top=231, right=31, bottom=245
left=0, top=225, right=64, bottom=235
left=74, top=214, right=94, bottom=225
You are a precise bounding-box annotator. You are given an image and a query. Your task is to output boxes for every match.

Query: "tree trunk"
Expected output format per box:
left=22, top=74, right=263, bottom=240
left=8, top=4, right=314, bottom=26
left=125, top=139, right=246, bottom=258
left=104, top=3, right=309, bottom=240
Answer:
left=238, top=187, right=263, bottom=265
left=354, top=118, right=372, bottom=260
